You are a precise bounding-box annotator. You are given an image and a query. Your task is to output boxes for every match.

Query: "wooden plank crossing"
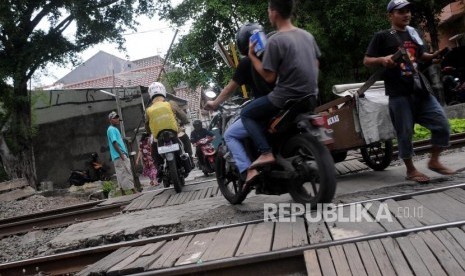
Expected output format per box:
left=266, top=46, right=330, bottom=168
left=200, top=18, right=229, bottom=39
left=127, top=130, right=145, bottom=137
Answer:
left=123, top=185, right=220, bottom=212
left=79, top=188, right=465, bottom=275
left=335, top=159, right=368, bottom=175
left=305, top=227, right=465, bottom=276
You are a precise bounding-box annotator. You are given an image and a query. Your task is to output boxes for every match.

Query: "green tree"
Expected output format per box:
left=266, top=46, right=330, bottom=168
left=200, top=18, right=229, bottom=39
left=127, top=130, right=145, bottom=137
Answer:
left=156, top=0, right=269, bottom=89
left=0, top=0, right=155, bottom=187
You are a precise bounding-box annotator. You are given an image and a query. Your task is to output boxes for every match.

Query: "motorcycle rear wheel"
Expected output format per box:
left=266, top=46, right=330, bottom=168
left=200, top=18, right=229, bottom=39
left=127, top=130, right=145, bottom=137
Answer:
left=215, top=154, right=250, bottom=204
left=168, top=159, right=183, bottom=193
left=281, top=134, right=336, bottom=206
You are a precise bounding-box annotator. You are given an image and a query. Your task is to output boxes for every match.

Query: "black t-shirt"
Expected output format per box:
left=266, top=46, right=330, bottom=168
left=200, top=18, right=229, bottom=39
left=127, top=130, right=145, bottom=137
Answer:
left=232, top=57, right=274, bottom=98
left=365, top=29, right=425, bottom=96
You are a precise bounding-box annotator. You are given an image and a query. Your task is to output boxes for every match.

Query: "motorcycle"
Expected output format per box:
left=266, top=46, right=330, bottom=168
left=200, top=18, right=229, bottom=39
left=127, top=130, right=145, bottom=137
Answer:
left=212, top=94, right=337, bottom=206
left=442, top=66, right=465, bottom=105
left=156, top=129, right=193, bottom=193
left=68, top=152, right=109, bottom=186
left=193, top=136, right=216, bottom=176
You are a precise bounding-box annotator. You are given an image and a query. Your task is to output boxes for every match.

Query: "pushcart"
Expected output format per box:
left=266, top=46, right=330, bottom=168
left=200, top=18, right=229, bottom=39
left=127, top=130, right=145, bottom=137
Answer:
left=315, top=81, right=396, bottom=171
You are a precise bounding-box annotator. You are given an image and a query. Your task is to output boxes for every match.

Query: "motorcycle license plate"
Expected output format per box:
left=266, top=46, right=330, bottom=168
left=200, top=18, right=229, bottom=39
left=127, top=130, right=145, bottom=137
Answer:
left=158, top=144, right=180, bottom=154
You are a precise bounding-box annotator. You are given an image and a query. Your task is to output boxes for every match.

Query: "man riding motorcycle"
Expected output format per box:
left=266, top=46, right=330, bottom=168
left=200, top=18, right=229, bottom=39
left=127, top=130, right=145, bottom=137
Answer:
left=145, top=82, right=191, bottom=182
left=190, top=120, right=215, bottom=169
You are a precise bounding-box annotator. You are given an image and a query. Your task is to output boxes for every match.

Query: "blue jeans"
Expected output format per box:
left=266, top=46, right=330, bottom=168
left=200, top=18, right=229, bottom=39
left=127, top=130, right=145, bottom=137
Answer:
left=389, top=94, right=450, bottom=159
left=241, top=96, right=280, bottom=153
left=224, top=119, right=250, bottom=173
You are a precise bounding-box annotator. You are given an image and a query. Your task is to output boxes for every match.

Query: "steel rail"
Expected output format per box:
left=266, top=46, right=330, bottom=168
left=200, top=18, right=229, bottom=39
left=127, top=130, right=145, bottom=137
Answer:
left=0, top=202, right=125, bottom=238
left=393, top=132, right=465, bottom=157
left=1, top=184, right=465, bottom=275
left=132, top=220, right=465, bottom=276
left=0, top=200, right=104, bottom=225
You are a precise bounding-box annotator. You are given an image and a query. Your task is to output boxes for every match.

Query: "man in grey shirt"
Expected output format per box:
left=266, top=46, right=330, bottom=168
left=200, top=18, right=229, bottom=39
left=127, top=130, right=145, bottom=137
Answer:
left=241, top=0, right=321, bottom=184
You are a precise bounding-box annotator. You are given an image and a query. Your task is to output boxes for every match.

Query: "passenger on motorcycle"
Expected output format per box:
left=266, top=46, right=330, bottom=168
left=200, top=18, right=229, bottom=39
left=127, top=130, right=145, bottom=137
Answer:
left=241, top=0, right=321, bottom=185
left=190, top=120, right=215, bottom=168
left=204, top=23, right=275, bottom=182
left=145, top=82, right=191, bottom=181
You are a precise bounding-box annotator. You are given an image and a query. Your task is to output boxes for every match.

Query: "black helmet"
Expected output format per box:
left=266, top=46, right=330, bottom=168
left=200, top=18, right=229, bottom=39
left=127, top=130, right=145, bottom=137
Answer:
left=193, top=120, right=202, bottom=129
left=236, top=23, right=264, bottom=56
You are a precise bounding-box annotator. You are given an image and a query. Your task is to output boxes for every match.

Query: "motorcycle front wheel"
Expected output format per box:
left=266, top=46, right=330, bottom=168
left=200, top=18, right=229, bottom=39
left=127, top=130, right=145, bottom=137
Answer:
left=281, top=134, right=336, bottom=206
left=168, top=159, right=184, bottom=193
left=215, top=154, right=250, bottom=204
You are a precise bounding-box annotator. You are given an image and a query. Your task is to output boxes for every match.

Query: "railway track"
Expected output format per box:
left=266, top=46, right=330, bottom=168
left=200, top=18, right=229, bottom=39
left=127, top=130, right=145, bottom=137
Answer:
left=395, top=132, right=465, bottom=157
left=0, top=179, right=217, bottom=238
left=2, top=182, right=465, bottom=275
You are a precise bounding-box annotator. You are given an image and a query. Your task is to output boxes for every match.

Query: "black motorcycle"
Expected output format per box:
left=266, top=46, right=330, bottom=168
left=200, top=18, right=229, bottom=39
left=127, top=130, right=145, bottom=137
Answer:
left=213, top=94, right=337, bottom=206
left=68, top=152, right=109, bottom=186
left=441, top=46, right=465, bottom=105
left=156, top=130, right=193, bottom=193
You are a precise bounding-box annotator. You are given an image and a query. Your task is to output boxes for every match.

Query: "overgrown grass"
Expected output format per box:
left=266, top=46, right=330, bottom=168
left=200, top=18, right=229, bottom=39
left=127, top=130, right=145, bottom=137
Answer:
left=413, top=118, right=465, bottom=141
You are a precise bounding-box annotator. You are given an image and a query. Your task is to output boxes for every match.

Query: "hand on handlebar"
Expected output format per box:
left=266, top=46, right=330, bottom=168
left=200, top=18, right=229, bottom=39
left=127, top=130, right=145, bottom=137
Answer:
left=204, top=100, right=219, bottom=111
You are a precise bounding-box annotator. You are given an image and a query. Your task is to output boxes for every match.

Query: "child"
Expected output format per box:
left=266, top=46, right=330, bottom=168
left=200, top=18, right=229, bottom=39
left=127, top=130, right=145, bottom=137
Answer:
left=135, top=133, right=158, bottom=186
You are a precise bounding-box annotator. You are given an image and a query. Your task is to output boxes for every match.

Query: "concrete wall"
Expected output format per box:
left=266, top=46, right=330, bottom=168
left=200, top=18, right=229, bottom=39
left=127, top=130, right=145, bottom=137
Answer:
left=33, top=87, right=148, bottom=188
left=445, top=102, right=465, bottom=118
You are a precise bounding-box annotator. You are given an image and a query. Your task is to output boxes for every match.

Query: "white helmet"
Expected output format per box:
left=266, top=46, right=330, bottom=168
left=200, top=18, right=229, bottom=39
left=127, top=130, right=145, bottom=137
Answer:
left=148, top=82, right=167, bottom=99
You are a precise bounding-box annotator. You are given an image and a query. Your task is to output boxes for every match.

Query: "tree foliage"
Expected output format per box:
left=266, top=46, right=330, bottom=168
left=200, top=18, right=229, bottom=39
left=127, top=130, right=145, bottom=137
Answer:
left=0, top=0, right=156, bottom=186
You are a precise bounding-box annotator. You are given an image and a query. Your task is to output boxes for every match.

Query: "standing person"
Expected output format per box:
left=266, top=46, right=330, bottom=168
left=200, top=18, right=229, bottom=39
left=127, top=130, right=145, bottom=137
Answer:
left=363, top=0, right=455, bottom=183
left=107, top=111, right=138, bottom=195
left=204, top=23, right=278, bottom=183
left=135, top=132, right=158, bottom=186
left=241, top=0, right=321, bottom=184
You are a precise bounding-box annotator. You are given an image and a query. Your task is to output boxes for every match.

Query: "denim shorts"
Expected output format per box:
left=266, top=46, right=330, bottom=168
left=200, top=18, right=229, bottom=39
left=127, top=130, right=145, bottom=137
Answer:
left=388, top=94, right=450, bottom=159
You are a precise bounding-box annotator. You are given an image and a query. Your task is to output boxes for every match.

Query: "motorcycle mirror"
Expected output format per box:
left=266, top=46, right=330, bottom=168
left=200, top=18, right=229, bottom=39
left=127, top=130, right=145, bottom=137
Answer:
left=205, top=90, right=217, bottom=99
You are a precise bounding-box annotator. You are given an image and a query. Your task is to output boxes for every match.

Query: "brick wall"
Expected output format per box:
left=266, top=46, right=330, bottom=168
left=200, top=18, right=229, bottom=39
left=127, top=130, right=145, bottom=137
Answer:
left=175, top=86, right=202, bottom=119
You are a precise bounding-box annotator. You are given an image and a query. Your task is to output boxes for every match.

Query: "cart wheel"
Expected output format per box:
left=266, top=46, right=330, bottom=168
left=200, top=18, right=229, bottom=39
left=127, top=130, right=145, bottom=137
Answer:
left=331, top=151, right=348, bottom=163
left=361, top=140, right=393, bottom=171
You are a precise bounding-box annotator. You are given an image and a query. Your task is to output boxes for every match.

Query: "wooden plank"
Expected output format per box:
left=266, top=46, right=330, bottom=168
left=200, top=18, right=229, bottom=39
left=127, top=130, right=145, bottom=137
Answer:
left=236, top=222, right=274, bottom=256
left=78, top=247, right=136, bottom=276
left=418, top=231, right=465, bottom=275
left=397, top=198, right=447, bottom=226
left=384, top=199, right=422, bottom=229
left=329, top=245, right=352, bottom=276
left=368, top=239, right=397, bottom=276
left=175, top=232, right=218, bottom=265
left=212, top=185, right=219, bottom=197
left=304, top=250, right=322, bottom=276
left=343, top=243, right=367, bottom=276
left=0, top=178, right=28, bottom=193
left=107, top=244, right=153, bottom=275
left=395, top=236, right=431, bottom=276
left=408, top=233, right=447, bottom=276
left=316, top=248, right=337, bottom=276
left=202, top=226, right=246, bottom=261
left=355, top=241, right=382, bottom=276
left=172, top=191, right=190, bottom=205
left=196, top=187, right=209, bottom=200
left=307, top=220, right=332, bottom=244
left=328, top=205, right=385, bottom=240
left=448, top=227, right=465, bottom=250
left=147, top=191, right=171, bottom=208
left=335, top=163, right=350, bottom=175
left=191, top=189, right=203, bottom=201
left=204, top=186, right=213, bottom=199
left=120, top=241, right=170, bottom=273
left=77, top=247, right=130, bottom=276
left=149, top=235, right=194, bottom=269
left=141, top=241, right=166, bottom=257
left=272, top=217, right=308, bottom=250
left=0, top=186, right=35, bottom=202
left=413, top=192, right=465, bottom=222
left=365, top=201, right=403, bottom=232
left=99, top=193, right=141, bottom=206
left=182, top=190, right=197, bottom=204
left=380, top=237, right=413, bottom=276
left=434, top=230, right=465, bottom=270
left=136, top=193, right=160, bottom=210
left=165, top=192, right=181, bottom=206
left=444, top=188, right=465, bottom=205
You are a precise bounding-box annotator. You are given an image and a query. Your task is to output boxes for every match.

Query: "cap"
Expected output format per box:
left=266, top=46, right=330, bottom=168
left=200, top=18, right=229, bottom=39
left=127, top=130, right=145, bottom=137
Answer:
left=108, top=111, right=119, bottom=120
left=387, top=0, right=411, bottom=12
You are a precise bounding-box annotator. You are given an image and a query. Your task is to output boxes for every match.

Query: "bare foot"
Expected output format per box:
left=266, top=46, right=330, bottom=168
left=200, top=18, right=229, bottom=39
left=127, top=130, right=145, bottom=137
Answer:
left=427, top=161, right=456, bottom=175
left=250, top=153, right=276, bottom=169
